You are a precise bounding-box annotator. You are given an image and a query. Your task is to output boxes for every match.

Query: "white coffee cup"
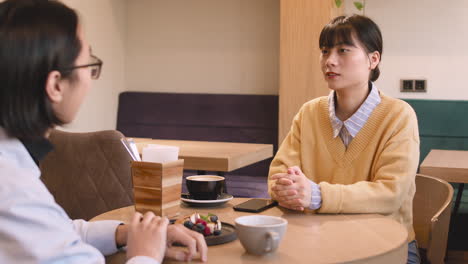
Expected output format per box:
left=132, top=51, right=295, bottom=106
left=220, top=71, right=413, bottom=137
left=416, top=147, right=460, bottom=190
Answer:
left=235, top=215, right=287, bottom=255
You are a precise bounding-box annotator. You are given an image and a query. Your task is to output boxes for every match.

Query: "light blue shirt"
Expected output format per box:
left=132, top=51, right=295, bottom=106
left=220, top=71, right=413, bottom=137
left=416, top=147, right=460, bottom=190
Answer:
left=0, top=128, right=158, bottom=264
left=308, top=83, right=381, bottom=210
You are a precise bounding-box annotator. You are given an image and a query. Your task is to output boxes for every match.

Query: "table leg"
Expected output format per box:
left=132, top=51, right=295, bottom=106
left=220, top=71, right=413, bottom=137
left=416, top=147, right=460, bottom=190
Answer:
left=453, top=183, right=464, bottom=216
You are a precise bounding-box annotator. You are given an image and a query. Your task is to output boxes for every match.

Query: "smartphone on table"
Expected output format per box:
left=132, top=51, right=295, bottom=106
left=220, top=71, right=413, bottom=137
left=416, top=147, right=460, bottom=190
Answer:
left=233, top=199, right=278, bottom=213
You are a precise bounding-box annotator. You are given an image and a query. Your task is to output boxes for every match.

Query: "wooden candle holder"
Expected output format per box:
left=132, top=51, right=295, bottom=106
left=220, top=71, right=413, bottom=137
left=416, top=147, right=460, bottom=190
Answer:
left=131, top=159, right=184, bottom=216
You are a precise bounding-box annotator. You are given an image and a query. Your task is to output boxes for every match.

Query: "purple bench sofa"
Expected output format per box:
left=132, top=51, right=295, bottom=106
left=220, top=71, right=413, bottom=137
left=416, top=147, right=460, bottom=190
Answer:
left=116, top=92, right=278, bottom=198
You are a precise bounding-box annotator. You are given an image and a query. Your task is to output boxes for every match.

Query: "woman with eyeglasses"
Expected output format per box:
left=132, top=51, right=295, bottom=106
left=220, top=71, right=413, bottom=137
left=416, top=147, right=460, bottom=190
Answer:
left=0, top=0, right=207, bottom=263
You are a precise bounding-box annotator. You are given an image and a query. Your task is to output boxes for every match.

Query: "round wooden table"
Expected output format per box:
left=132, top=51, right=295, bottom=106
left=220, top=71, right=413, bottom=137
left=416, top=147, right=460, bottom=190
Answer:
left=92, top=198, right=408, bottom=264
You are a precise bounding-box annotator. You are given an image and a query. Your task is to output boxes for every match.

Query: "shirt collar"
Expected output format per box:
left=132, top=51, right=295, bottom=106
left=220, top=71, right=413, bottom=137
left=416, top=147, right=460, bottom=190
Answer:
left=328, top=82, right=381, bottom=138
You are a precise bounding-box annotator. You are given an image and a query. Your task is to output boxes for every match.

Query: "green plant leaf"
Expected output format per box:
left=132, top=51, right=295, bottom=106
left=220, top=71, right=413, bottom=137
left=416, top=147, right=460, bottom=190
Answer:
left=353, top=1, right=364, bottom=10
left=335, top=0, right=343, bottom=8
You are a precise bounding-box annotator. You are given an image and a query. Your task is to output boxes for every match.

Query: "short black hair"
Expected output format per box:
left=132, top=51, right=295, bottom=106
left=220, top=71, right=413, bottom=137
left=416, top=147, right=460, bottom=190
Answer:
left=0, top=0, right=81, bottom=140
left=319, top=15, right=383, bottom=82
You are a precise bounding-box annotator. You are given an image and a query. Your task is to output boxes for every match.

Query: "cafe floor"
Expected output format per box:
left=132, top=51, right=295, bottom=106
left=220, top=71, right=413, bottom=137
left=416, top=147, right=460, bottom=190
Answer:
left=445, top=184, right=468, bottom=264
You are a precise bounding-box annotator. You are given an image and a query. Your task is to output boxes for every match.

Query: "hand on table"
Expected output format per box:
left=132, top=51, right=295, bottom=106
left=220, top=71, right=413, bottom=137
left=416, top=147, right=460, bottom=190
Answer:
left=165, top=224, right=208, bottom=262
left=271, top=166, right=312, bottom=211
left=126, top=212, right=169, bottom=263
left=120, top=212, right=208, bottom=263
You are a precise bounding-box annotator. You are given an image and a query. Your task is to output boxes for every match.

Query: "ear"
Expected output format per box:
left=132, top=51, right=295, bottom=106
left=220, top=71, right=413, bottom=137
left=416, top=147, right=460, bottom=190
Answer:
left=368, top=51, right=381, bottom=70
left=45, top=70, right=66, bottom=103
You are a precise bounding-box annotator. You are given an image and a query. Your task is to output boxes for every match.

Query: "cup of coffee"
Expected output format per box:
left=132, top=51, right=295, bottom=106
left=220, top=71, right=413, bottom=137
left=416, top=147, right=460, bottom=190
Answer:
left=235, top=215, right=287, bottom=255
left=186, top=175, right=225, bottom=200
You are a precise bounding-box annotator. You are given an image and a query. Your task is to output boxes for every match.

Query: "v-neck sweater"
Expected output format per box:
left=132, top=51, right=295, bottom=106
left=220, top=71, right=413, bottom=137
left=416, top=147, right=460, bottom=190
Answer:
left=268, top=92, right=419, bottom=242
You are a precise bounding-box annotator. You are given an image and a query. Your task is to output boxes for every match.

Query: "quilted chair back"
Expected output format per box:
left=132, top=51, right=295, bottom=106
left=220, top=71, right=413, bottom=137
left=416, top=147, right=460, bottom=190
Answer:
left=40, top=129, right=134, bottom=220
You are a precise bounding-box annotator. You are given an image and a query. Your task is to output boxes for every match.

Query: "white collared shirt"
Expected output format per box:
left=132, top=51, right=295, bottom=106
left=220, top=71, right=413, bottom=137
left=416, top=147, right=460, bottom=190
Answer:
left=328, top=82, right=381, bottom=147
left=0, top=128, right=158, bottom=264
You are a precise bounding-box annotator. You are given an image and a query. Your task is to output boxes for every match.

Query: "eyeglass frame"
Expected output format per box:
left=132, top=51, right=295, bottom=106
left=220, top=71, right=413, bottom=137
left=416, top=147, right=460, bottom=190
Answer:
left=60, top=54, right=103, bottom=80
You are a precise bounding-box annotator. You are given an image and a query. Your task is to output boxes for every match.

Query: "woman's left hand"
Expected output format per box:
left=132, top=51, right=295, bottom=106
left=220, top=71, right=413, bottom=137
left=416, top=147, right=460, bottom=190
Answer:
left=271, top=166, right=312, bottom=211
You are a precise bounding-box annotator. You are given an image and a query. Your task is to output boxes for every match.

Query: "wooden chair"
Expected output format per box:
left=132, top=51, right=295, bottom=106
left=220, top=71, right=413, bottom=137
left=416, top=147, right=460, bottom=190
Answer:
left=40, top=129, right=134, bottom=220
left=413, top=174, right=454, bottom=264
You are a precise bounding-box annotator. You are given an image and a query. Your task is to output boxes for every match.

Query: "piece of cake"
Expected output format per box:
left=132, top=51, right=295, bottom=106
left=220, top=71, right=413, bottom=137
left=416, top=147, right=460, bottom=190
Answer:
left=177, top=213, right=222, bottom=236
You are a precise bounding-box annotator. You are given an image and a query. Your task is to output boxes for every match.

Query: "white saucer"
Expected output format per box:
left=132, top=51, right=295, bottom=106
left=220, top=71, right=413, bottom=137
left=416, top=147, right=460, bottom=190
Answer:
left=181, top=193, right=233, bottom=207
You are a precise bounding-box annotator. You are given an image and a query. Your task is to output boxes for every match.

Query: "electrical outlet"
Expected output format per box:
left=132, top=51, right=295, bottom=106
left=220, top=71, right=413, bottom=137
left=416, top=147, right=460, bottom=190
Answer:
left=414, top=80, right=427, bottom=92
left=401, top=79, right=414, bottom=92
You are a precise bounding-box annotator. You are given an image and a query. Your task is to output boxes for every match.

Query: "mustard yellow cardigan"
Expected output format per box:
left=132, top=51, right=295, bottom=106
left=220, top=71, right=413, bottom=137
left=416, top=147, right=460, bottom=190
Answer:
left=268, top=93, right=419, bottom=242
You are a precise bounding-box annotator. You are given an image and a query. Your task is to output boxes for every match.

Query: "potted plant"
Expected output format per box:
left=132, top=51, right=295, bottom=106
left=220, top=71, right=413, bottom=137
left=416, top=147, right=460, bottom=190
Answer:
left=335, top=0, right=365, bottom=12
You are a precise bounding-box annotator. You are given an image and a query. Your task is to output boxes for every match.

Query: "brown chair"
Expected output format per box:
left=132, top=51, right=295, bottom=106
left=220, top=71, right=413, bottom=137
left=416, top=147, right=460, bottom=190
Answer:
left=413, top=174, right=454, bottom=264
left=40, top=129, right=134, bottom=220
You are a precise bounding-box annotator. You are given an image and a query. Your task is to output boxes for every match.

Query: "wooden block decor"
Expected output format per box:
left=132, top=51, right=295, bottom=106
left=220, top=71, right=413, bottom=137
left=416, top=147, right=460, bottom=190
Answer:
left=131, top=159, right=184, bottom=216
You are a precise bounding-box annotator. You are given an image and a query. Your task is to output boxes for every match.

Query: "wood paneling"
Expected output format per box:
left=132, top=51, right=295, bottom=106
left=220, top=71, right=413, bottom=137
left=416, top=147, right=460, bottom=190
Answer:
left=279, top=0, right=343, bottom=143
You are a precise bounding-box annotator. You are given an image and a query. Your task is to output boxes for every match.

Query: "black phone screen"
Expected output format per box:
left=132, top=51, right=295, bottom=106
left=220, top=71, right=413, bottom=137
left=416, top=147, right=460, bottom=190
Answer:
left=233, top=199, right=278, bottom=213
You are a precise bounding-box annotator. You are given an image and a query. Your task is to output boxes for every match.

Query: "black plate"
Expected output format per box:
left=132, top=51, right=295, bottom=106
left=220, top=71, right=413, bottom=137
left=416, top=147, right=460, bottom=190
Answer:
left=169, top=221, right=237, bottom=246
left=205, top=222, right=237, bottom=246
left=180, top=193, right=233, bottom=208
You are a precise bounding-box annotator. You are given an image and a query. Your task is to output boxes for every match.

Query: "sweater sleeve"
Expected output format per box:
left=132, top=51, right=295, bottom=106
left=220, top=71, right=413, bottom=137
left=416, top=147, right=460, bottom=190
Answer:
left=318, top=105, right=420, bottom=214
left=268, top=104, right=306, bottom=197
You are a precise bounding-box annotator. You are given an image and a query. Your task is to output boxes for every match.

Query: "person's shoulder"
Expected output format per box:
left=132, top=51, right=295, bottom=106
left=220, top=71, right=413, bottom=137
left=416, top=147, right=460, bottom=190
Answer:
left=0, top=158, right=33, bottom=186
left=380, top=93, right=416, bottom=118
left=301, top=96, right=328, bottom=112
left=0, top=151, right=45, bottom=198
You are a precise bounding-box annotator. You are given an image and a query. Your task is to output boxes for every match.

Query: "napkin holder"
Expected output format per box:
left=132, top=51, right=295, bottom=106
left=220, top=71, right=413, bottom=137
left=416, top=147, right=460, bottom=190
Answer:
left=131, top=159, right=184, bottom=216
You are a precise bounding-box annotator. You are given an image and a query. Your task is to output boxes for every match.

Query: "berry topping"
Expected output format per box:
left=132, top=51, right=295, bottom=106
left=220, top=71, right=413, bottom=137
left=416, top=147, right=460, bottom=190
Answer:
left=203, top=226, right=211, bottom=236
left=196, top=223, right=205, bottom=231
left=184, top=220, right=194, bottom=229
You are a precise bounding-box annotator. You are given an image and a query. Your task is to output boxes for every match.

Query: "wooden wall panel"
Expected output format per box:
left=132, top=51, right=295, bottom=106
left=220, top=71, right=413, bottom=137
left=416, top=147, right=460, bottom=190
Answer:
left=279, top=0, right=343, bottom=143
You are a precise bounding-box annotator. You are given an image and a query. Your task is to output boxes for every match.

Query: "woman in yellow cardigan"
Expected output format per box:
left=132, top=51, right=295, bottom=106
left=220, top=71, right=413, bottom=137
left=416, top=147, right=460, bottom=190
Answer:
left=268, top=15, right=420, bottom=263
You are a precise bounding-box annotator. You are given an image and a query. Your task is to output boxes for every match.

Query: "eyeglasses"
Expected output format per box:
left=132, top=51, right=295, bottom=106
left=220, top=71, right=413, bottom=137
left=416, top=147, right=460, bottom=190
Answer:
left=62, top=55, right=103, bottom=80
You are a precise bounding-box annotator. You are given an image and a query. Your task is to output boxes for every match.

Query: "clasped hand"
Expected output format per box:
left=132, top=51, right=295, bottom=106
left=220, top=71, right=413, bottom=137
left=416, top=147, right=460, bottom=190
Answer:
left=271, top=166, right=312, bottom=211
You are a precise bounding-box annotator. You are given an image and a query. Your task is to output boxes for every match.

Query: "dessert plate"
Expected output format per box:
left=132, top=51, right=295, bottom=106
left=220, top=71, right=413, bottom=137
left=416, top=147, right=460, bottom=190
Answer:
left=169, top=220, right=237, bottom=246
left=205, top=222, right=236, bottom=246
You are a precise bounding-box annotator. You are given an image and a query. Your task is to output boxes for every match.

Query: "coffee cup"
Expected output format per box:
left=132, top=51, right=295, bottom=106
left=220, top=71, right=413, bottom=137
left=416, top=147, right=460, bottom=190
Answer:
left=235, top=215, right=287, bottom=255
left=186, top=175, right=225, bottom=200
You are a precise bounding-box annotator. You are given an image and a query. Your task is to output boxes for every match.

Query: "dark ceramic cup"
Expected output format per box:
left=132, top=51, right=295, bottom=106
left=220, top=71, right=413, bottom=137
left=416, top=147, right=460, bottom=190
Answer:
left=186, top=175, right=225, bottom=200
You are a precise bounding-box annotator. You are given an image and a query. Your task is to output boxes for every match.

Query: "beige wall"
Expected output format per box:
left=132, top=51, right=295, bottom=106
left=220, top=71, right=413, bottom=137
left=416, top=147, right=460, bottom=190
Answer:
left=58, top=0, right=466, bottom=132
left=59, top=0, right=127, bottom=132
left=346, top=0, right=468, bottom=100
left=125, top=0, right=279, bottom=95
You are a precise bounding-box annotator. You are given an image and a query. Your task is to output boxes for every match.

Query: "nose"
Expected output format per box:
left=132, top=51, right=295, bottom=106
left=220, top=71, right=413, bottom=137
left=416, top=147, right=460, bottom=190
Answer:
left=325, top=51, right=338, bottom=68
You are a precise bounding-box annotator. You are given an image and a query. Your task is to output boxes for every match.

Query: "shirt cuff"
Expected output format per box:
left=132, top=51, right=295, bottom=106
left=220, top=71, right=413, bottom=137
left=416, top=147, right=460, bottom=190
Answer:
left=81, top=220, right=123, bottom=256
left=127, top=256, right=160, bottom=264
left=309, top=180, right=322, bottom=210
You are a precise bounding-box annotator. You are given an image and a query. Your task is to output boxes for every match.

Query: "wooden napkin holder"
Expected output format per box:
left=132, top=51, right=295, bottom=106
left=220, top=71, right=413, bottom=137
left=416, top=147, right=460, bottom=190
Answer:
left=131, top=159, right=184, bottom=216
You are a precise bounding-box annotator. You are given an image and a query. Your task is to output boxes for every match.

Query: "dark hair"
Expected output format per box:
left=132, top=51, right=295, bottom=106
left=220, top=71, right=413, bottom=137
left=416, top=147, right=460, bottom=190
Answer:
left=0, top=0, right=81, bottom=140
left=319, top=15, right=383, bottom=82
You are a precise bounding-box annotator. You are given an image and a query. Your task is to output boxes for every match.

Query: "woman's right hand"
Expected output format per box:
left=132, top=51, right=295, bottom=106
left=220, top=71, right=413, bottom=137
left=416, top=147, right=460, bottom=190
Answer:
left=126, top=212, right=169, bottom=263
